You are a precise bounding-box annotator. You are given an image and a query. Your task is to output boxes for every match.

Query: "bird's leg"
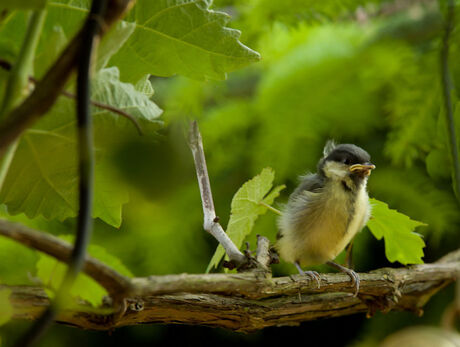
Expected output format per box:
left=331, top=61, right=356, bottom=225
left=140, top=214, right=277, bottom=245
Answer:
left=344, top=240, right=354, bottom=269
left=326, top=261, right=359, bottom=296
left=294, top=261, right=321, bottom=289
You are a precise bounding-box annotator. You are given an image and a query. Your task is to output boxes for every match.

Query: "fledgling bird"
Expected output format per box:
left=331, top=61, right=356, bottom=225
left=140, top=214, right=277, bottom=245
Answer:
left=276, top=141, right=375, bottom=296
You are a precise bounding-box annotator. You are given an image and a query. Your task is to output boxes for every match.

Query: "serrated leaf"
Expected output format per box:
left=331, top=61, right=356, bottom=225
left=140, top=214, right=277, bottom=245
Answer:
left=0, top=67, right=162, bottom=226
left=206, top=168, right=284, bottom=272
left=0, top=288, right=13, bottom=326
left=367, top=198, right=426, bottom=265
left=36, top=236, right=133, bottom=307
left=109, top=0, right=260, bottom=82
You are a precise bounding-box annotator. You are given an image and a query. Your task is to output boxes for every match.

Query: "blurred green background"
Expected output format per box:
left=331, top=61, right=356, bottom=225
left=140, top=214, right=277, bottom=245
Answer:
left=1, top=0, right=460, bottom=346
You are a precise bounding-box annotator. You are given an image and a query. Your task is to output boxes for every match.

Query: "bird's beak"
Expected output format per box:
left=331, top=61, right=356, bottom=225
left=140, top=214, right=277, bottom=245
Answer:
left=349, top=163, right=376, bottom=176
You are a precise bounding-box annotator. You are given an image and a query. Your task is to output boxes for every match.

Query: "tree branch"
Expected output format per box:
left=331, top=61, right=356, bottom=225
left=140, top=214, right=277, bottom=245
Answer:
left=0, top=218, right=458, bottom=332
left=0, top=220, right=132, bottom=297
left=2, top=250, right=458, bottom=332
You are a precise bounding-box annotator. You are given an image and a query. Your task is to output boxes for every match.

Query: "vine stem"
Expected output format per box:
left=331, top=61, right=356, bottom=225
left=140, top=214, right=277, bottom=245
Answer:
left=440, top=0, right=460, bottom=202
left=14, top=1, right=107, bottom=346
left=0, top=10, right=46, bottom=118
left=0, top=10, right=46, bottom=194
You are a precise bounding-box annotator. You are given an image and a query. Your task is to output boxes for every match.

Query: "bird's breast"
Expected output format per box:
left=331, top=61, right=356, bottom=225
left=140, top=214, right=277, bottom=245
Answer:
left=277, top=180, right=370, bottom=266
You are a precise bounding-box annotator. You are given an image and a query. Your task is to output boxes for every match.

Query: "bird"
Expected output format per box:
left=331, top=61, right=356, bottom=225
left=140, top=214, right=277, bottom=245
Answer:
left=276, top=141, right=375, bottom=296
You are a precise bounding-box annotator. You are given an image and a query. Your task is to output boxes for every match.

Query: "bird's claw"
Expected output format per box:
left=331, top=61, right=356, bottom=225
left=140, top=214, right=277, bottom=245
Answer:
left=343, top=268, right=360, bottom=297
left=301, top=270, right=321, bottom=289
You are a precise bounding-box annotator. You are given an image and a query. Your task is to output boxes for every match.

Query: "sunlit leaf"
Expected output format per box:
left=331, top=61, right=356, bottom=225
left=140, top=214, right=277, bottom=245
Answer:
left=367, top=198, right=426, bottom=265
left=206, top=168, right=284, bottom=272
left=109, top=0, right=260, bottom=82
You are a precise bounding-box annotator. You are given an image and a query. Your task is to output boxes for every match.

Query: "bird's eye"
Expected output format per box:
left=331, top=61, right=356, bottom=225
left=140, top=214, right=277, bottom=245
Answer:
left=343, top=158, right=351, bottom=165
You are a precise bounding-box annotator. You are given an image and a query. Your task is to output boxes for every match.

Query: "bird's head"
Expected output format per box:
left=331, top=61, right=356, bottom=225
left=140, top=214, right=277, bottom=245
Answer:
left=318, top=141, right=375, bottom=185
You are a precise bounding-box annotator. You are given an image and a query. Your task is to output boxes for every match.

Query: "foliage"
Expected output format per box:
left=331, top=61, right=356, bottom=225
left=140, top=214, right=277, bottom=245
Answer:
left=0, top=0, right=459, bottom=346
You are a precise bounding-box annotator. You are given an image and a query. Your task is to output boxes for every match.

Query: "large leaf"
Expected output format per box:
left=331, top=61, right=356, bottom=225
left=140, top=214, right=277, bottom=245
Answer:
left=36, top=236, right=133, bottom=307
left=109, top=0, right=261, bottom=82
left=367, top=198, right=426, bottom=265
left=0, top=68, right=162, bottom=226
left=1, top=0, right=46, bottom=9
left=206, top=168, right=285, bottom=272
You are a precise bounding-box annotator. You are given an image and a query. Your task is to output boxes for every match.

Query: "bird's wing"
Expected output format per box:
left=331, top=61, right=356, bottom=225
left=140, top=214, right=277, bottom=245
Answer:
left=277, top=173, right=325, bottom=236
left=292, top=173, right=325, bottom=196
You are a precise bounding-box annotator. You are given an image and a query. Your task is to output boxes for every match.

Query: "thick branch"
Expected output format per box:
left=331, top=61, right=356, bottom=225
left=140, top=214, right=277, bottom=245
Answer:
left=0, top=0, right=135, bottom=154
left=187, top=120, right=247, bottom=267
left=1, top=218, right=458, bottom=331
left=4, top=252, right=459, bottom=332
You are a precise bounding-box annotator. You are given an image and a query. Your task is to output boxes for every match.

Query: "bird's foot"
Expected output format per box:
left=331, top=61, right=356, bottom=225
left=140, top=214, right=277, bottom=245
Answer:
left=302, top=270, right=321, bottom=289
left=327, top=261, right=360, bottom=297
left=294, top=262, right=321, bottom=289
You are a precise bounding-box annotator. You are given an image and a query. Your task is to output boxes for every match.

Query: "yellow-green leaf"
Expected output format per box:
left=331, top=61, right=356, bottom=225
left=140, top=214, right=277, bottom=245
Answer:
left=367, top=198, right=426, bottom=265
left=206, top=168, right=284, bottom=272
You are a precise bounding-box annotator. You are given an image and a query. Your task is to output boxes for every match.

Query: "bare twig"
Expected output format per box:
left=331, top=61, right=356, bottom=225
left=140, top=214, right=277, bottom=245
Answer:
left=187, top=120, right=247, bottom=267
left=255, top=235, right=272, bottom=270
left=0, top=0, right=135, bottom=155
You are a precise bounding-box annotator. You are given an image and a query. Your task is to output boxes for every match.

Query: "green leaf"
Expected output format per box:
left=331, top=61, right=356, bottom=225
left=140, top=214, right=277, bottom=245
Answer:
left=206, top=168, right=284, bottom=272
left=1, top=0, right=46, bottom=9
left=36, top=236, right=133, bottom=307
left=0, top=233, right=38, bottom=284
left=109, top=0, right=261, bottom=82
left=0, top=67, right=162, bottom=227
left=0, top=288, right=13, bottom=326
left=367, top=198, right=426, bottom=265
left=96, top=21, right=136, bottom=71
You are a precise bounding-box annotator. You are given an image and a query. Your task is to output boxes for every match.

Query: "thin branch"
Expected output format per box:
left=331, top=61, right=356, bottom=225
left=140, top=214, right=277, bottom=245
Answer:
left=0, top=220, right=131, bottom=298
left=0, top=0, right=135, bottom=156
left=440, top=0, right=460, bottom=202
left=0, top=59, right=143, bottom=135
left=187, top=120, right=247, bottom=267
